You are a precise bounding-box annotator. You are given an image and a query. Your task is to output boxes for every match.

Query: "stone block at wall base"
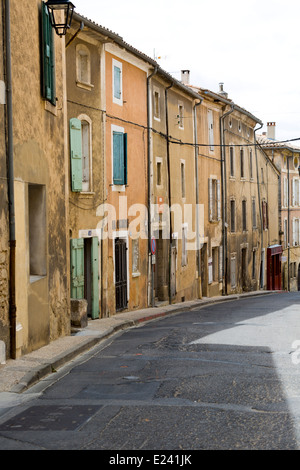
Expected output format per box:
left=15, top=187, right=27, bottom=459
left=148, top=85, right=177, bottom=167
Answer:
left=71, top=299, right=88, bottom=328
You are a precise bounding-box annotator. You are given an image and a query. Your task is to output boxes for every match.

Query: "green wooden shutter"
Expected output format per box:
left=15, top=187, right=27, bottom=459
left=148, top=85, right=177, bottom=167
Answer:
left=113, top=131, right=127, bottom=185
left=70, top=118, right=83, bottom=192
left=70, top=238, right=84, bottom=299
left=91, top=237, right=100, bottom=319
left=41, top=2, right=55, bottom=105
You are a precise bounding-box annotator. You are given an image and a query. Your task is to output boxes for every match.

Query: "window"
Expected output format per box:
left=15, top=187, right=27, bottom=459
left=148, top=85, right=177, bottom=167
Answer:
left=230, top=146, right=234, bottom=177
left=208, top=109, right=214, bottom=151
left=69, top=116, right=92, bottom=192
left=29, top=184, right=46, bottom=282
left=112, top=126, right=127, bottom=186
left=209, top=178, right=220, bottom=222
left=41, top=2, right=55, bottom=105
left=240, top=148, right=245, bottom=178
left=156, top=159, right=162, bottom=186
left=283, top=177, right=288, bottom=207
left=132, top=238, right=140, bottom=276
left=293, top=218, right=300, bottom=246
left=242, top=200, right=247, bottom=231
left=153, top=89, right=160, bottom=120
left=230, top=199, right=236, bottom=232
left=178, top=103, right=184, bottom=129
left=181, top=161, right=186, bottom=198
left=252, top=198, right=256, bottom=229
left=76, top=44, right=92, bottom=89
left=292, top=179, right=299, bottom=206
left=81, top=120, right=91, bottom=191
left=249, top=149, right=253, bottom=179
left=262, top=200, right=268, bottom=230
left=113, top=59, right=123, bottom=105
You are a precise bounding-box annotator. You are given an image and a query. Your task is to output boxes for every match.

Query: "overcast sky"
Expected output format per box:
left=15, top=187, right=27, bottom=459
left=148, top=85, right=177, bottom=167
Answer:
left=74, top=0, right=300, bottom=143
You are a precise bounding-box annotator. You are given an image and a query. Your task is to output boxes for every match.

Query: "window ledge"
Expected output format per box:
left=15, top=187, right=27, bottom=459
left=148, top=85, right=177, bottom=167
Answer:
left=132, top=272, right=141, bottom=278
left=44, top=100, right=57, bottom=116
left=79, top=191, right=95, bottom=198
left=76, top=80, right=94, bottom=91
left=111, top=184, right=126, bottom=192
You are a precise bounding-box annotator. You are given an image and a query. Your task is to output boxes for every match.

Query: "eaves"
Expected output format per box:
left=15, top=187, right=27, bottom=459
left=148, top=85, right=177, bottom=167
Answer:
left=72, top=12, right=203, bottom=103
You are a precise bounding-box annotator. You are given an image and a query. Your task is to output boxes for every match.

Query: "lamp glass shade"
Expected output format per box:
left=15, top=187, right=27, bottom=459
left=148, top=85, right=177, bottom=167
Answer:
left=46, top=0, right=75, bottom=36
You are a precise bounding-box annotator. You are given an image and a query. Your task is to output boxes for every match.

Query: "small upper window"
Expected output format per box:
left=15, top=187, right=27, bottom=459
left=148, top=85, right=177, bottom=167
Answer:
left=113, top=59, right=123, bottom=105
left=153, top=89, right=160, bottom=120
left=76, top=44, right=93, bottom=90
left=178, top=103, right=184, bottom=129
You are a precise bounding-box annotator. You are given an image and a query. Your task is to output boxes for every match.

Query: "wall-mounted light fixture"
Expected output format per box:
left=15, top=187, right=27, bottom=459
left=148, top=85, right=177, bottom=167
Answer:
left=45, top=0, right=75, bottom=37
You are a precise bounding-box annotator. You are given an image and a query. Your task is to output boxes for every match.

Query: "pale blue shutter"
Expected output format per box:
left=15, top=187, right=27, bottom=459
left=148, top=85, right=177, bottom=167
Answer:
left=70, top=118, right=82, bottom=192
left=114, top=65, right=121, bottom=99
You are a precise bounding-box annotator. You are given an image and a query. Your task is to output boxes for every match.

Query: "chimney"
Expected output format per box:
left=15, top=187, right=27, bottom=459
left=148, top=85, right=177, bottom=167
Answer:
left=218, top=82, right=228, bottom=99
left=267, top=122, right=276, bottom=140
left=181, top=70, right=190, bottom=85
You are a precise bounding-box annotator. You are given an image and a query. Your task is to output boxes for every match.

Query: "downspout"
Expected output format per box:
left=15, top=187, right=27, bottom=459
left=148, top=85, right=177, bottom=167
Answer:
left=5, top=0, right=16, bottom=359
left=193, top=98, right=203, bottom=297
left=165, top=82, right=173, bottom=304
left=220, top=104, right=234, bottom=295
left=147, top=66, right=158, bottom=307
left=288, top=154, right=290, bottom=291
left=254, top=123, right=263, bottom=288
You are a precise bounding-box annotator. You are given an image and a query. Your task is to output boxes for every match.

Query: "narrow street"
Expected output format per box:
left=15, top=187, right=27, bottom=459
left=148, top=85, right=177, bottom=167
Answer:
left=0, top=292, right=300, bottom=451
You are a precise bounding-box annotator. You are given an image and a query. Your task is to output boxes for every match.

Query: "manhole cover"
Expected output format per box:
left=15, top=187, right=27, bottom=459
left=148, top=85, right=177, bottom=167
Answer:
left=0, top=405, right=101, bottom=431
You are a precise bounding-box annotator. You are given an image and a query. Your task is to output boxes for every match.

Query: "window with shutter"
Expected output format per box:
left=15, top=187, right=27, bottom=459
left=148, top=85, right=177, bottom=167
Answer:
left=113, top=130, right=127, bottom=186
left=113, top=59, right=123, bottom=105
left=41, top=2, right=55, bottom=105
left=70, top=118, right=83, bottom=192
left=208, top=109, right=214, bottom=151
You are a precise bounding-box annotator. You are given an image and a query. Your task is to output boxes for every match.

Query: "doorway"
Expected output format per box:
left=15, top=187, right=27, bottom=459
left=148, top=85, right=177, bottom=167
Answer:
left=115, top=237, right=128, bottom=310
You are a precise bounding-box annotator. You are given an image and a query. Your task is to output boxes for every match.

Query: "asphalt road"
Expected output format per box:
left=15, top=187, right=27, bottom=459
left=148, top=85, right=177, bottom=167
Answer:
left=1, top=291, right=300, bottom=453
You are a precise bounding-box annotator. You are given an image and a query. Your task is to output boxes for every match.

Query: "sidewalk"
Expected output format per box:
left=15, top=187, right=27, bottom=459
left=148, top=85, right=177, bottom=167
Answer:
left=0, top=291, right=280, bottom=394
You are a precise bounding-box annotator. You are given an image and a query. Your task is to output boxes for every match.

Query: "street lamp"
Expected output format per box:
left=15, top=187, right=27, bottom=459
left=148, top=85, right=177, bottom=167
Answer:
left=45, top=0, right=75, bottom=37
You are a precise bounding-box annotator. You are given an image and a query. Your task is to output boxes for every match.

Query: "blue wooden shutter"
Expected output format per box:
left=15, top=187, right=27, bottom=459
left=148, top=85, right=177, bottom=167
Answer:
left=113, top=132, right=127, bottom=185
left=123, top=133, right=127, bottom=185
left=114, top=65, right=121, bottom=99
left=70, top=238, right=84, bottom=299
left=41, top=2, right=55, bottom=105
left=91, top=237, right=100, bottom=319
left=70, top=118, right=83, bottom=192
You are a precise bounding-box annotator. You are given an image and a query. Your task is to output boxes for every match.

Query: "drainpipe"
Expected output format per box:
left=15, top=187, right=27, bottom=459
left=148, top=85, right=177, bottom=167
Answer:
left=254, top=123, right=263, bottom=288
left=5, top=0, right=16, bottom=359
left=165, top=83, right=173, bottom=304
left=220, top=104, right=234, bottom=295
left=193, top=98, right=203, bottom=297
left=147, top=67, right=158, bottom=307
left=288, top=154, right=290, bottom=291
